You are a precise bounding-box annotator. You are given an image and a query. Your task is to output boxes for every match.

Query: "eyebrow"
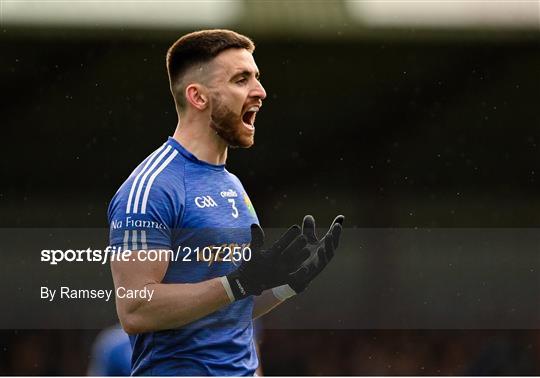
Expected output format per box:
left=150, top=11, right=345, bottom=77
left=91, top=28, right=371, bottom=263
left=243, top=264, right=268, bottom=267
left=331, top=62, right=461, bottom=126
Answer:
left=230, top=70, right=260, bottom=80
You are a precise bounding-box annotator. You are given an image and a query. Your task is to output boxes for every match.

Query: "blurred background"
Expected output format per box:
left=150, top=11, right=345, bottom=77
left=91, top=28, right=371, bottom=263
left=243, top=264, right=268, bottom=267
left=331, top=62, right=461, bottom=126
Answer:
left=1, top=0, right=540, bottom=375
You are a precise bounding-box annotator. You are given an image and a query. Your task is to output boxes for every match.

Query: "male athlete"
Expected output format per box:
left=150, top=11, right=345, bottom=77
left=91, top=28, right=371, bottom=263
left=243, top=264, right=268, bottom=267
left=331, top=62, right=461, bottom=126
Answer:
left=108, top=29, right=343, bottom=376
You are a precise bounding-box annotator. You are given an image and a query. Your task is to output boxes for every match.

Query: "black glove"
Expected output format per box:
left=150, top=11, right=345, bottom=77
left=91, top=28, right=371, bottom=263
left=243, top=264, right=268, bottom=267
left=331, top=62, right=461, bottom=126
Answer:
left=287, top=215, right=344, bottom=294
left=224, top=224, right=308, bottom=301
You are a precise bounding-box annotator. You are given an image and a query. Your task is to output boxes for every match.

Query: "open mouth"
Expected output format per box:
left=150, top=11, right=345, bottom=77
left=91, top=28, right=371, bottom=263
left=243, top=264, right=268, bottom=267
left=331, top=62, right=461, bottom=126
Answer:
left=241, top=106, right=259, bottom=130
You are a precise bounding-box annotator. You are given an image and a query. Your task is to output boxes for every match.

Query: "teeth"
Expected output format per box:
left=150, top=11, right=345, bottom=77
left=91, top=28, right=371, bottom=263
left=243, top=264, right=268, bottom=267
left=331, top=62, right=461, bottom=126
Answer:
left=243, top=105, right=259, bottom=128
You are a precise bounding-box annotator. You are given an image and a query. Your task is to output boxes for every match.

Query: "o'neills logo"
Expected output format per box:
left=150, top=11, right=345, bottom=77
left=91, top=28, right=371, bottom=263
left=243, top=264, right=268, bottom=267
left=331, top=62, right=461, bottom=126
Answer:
left=220, top=189, right=238, bottom=198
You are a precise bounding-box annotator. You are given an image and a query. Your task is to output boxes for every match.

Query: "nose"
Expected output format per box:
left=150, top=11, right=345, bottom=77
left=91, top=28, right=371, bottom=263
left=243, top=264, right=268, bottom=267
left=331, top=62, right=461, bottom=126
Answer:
left=251, top=80, right=267, bottom=101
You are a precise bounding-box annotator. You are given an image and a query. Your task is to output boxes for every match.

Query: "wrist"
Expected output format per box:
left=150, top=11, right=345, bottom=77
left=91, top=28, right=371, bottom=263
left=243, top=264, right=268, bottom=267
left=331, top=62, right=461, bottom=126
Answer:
left=220, top=276, right=235, bottom=303
left=222, top=272, right=254, bottom=302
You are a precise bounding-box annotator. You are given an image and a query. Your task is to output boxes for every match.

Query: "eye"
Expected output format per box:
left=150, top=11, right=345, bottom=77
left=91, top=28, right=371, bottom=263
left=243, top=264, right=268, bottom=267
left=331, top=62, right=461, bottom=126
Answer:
left=236, top=77, right=248, bottom=85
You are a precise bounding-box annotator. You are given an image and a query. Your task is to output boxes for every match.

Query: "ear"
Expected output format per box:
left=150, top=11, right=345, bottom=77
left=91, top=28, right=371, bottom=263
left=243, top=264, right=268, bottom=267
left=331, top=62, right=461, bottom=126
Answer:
left=185, top=84, right=208, bottom=111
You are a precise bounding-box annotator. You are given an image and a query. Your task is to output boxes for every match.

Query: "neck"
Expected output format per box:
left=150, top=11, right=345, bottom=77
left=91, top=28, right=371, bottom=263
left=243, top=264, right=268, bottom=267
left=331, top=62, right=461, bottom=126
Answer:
left=172, top=113, right=228, bottom=165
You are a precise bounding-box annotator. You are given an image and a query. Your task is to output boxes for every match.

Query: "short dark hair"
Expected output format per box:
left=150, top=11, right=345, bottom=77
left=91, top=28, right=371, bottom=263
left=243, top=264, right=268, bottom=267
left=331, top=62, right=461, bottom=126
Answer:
left=166, top=29, right=255, bottom=111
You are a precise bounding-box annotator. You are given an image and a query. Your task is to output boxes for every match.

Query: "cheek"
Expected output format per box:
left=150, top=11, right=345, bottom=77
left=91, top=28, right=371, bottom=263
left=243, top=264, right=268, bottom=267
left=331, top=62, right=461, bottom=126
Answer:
left=226, top=87, right=248, bottom=107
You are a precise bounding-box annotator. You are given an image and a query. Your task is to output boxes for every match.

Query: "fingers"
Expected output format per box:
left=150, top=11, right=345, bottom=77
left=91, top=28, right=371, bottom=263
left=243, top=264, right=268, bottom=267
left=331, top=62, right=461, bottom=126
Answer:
left=250, top=224, right=265, bottom=251
left=324, top=233, right=335, bottom=262
left=322, top=215, right=344, bottom=248
left=285, top=234, right=307, bottom=254
left=331, top=215, right=345, bottom=227
left=302, top=215, right=318, bottom=243
left=331, top=223, right=342, bottom=249
left=324, top=214, right=344, bottom=237
left=285, top=215, right=344, bottom=294
left=316, top=246, right=328, bottom=275
left=272, top=224, right=301, bottom=251
left=282, top=236, right=309, bottom=269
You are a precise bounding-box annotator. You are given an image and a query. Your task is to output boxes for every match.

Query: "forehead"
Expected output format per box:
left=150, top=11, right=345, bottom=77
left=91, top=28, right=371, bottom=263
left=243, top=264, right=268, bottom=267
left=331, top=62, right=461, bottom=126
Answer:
left=211, top=48, right=259, bottom=77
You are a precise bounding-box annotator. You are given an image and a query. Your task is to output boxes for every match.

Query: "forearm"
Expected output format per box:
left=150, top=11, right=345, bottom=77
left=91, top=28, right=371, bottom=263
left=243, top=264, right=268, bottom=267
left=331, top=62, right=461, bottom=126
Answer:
left=252, top=289, right=284, bottom=319
left=117, top=277, right=230, bottom=334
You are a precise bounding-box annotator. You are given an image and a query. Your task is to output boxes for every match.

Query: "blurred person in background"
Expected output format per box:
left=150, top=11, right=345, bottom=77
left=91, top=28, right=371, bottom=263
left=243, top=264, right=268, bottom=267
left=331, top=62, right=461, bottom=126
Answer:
left=87, top=324, right=131, bottom=376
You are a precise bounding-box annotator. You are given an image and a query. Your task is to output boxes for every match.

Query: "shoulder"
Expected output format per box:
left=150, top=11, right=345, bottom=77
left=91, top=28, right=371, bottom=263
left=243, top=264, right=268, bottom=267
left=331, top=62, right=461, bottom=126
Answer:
left=225, top=170, right=246, bottom=189
left=108, top=145, right=186, bottom=221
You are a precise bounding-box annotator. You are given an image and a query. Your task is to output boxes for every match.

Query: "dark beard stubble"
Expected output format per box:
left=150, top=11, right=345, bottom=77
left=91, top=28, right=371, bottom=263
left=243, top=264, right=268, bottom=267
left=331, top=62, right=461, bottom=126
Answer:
left=209, top=94, right=253, bottom=148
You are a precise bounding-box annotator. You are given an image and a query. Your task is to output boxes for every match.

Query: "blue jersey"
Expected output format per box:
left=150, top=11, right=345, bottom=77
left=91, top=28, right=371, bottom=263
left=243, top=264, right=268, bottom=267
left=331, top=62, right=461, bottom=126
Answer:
left=88, top=325, right=132, bottom=376
left=108, top=137, right=260, bottom=376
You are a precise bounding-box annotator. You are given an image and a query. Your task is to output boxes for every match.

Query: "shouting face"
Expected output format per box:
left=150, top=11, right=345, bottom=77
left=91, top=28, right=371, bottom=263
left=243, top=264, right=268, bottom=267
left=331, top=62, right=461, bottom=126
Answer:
left=207, top=48, right=267, bottom=148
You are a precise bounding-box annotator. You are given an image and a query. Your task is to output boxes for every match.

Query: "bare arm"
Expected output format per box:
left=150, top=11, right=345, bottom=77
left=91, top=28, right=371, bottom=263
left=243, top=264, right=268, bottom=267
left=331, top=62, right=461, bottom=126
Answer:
left=111, top=250, right=230, bottom=334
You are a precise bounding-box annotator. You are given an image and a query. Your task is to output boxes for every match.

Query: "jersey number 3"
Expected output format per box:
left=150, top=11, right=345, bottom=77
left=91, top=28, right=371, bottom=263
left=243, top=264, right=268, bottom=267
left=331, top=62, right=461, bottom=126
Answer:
left=228, top=199, right=239, bottom=218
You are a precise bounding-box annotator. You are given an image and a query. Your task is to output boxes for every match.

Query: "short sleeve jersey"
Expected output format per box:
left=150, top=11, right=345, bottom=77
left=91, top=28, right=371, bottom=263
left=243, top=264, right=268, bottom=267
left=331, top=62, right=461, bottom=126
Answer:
left=108, top=137, right=260, bottom=376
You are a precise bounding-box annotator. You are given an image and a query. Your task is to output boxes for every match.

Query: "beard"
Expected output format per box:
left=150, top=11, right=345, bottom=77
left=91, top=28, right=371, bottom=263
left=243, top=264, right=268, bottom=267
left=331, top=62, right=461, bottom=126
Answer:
left=209, top=94, right=254, bottom=148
